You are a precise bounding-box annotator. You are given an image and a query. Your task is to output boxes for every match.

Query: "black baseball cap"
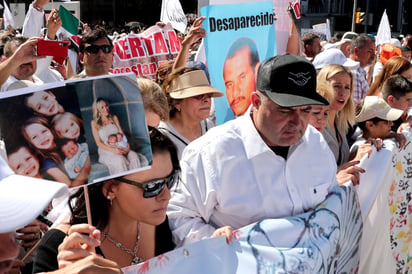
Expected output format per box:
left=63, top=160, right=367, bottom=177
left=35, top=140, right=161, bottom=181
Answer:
left=256, top=54, right=329, bottom=107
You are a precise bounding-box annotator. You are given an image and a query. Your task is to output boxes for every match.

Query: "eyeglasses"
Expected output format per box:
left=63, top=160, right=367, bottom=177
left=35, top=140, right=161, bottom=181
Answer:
left=116, top=170, right=179, bottom=198
left=84, top=44, right=113, bottom=54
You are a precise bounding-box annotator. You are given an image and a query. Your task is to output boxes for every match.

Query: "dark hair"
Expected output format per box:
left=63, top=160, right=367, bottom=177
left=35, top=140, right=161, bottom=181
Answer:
left=301, top=33, right=320, bottom=48
left=69, top=127, right=180, bottom=229
left=225, top=37, right=260, bottom=70
left=80, top=29, right=112, bottom=53
left=382, top=75, right=412, bottom=101
left=350, top=33, right=374, bottom=54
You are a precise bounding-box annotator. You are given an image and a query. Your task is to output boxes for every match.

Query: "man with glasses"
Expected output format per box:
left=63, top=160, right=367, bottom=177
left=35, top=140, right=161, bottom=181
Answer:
left=345, top=33, right=376, bottom=104
left=79, top=29, right=114, bottom=77
left=168, top=54, right=339, bottom=246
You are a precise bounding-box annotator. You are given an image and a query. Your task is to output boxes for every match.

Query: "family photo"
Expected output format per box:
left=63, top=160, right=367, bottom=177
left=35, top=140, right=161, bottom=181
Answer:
left=0, top=74, right=152, bottom=186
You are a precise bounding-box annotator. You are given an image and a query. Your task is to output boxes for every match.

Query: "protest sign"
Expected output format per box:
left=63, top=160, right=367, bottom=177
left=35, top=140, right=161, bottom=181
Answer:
left=111, top=24, right=181, bottom=79
left=123, top=185, right=361, bottom=273
left=0, top=74, right=151, bottom=186
left=160, top=0, right=188, bottom=33
left=200, top=0, right=276, bottom=123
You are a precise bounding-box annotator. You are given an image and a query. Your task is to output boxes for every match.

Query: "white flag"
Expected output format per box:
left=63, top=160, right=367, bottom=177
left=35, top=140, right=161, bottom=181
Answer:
left=375, top=9, right=391, bottom=47
left=160, top=0, right=187, bottom=33
left=3, top=0, right=15, bottom=30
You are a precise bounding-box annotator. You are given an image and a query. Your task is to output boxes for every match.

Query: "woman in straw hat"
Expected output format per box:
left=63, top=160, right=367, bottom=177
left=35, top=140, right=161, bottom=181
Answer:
left=159, top=67, right=223, bottom=159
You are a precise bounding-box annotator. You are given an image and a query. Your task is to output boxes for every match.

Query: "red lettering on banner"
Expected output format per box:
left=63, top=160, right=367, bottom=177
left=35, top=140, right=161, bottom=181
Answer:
left=153, top=32, right=168, bottom=54
left=128, top=37, right=146, bottom=58
left=167, top=31, right=181, bottom=53
left=110, top=62, right=158, bottom=77
left=114, top=40, right=130, bottom=59
left=143, top=36, right=154, bottom=56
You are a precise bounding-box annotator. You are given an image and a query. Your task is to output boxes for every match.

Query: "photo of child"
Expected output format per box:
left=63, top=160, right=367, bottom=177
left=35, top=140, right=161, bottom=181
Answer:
left=59, top=139, right=89, bottom=180
left=106, top=133, right=128, bottom=149
left=0, top=75, right=152, bottom=184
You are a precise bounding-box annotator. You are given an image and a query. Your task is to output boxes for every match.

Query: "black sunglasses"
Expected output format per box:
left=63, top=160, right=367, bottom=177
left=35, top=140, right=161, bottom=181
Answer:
left=84, top=44, right=113, bottom=54
left=116, top=170, right=179, bottom=198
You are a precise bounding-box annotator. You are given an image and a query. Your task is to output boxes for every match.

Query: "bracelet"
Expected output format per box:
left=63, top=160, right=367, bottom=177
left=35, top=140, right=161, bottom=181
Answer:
left=32, top=2, right=43, bottom=12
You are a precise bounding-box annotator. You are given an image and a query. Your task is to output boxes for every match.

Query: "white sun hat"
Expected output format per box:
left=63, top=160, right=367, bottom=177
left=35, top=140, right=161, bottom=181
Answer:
left=0, top=156, right=68, bottom=233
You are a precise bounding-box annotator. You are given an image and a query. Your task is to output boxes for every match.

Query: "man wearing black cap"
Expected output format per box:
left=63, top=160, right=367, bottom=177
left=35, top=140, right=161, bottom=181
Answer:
left=168, top=54, right=339, bottom=246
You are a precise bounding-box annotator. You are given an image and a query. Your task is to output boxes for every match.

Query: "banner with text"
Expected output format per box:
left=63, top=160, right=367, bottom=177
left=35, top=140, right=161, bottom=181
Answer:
left=111, top=24, right=181, bottom=79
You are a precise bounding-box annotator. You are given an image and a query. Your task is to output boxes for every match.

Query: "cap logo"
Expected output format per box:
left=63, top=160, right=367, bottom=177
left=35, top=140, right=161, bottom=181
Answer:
left=288, top=72, right=311, bottom=86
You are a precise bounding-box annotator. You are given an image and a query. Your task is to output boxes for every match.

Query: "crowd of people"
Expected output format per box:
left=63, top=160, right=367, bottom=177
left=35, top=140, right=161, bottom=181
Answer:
left=1, top=0, right=412, bottom=273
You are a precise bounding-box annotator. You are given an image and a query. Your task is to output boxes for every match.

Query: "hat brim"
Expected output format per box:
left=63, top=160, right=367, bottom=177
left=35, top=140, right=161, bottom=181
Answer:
left=265, top=92, right=329, bottom=107
left=0, top=175, right=67, bottom=233
left=356, top=107, right=404, bottom=122
left=169, top=86, right=224, bottom=99
left=380, top=108, right=404, bottom=121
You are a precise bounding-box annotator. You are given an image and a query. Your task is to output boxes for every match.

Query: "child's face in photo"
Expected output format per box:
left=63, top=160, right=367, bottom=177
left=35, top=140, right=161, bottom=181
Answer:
left=116, top=133, right=123, bottom=142
left=55, top=116, right=81, bottom=140
left=108, top=135, right=117, bottom=145
left=24, top=123, right=55, bottom=150
left=61, top=140, right=79, bottom=159
left=8, top=147, right=40, bottom=177
left=26, top=91, right=61, bottom=117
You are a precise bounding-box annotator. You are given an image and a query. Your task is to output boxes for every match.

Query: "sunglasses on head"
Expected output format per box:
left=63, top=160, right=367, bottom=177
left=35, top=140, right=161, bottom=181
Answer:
left=116, top=170, right=179, bottom=198
left=84, top=44, right=113, bottom=54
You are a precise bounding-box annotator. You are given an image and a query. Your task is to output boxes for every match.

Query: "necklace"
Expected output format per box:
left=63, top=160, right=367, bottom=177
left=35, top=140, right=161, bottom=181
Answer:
left=102, top=224, right=142, bottom=265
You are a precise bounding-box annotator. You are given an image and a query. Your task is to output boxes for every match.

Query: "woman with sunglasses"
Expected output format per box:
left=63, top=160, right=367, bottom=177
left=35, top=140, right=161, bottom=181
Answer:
left=33, top=128, right=176, bottom=272
left=33, top=128, right=232, bottom=272
left=159, top=67, right=224, bottom=159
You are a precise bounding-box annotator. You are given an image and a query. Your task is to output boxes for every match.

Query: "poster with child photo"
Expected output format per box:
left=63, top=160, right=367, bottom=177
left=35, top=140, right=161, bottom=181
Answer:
left=0, top=74, right=152, bottom=187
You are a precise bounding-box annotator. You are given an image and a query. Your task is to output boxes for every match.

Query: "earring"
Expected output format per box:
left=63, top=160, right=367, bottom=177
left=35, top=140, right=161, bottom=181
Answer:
left=107, top=195, right=112, bottom=206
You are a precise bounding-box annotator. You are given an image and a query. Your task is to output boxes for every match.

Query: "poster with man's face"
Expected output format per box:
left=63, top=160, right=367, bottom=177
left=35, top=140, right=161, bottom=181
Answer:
left=201, top=0, right=277, bottom=124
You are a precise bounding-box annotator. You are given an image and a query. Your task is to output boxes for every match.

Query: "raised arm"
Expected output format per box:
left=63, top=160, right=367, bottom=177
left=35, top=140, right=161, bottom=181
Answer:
left=22, top=0, right=50, bottom=37
left=0, top=38, right=45, bottom=88
left=172, top=16, right=206, bottom=70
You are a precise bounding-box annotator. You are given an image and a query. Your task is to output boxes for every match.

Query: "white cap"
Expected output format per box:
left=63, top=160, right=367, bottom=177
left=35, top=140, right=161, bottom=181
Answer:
left=312, top=48, right=347, bottom=70
left=390, top=38, right=401, bottom=48
left=0, top=156, right=68, bottom=233
left=356, top=96, right=404, bottom=123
